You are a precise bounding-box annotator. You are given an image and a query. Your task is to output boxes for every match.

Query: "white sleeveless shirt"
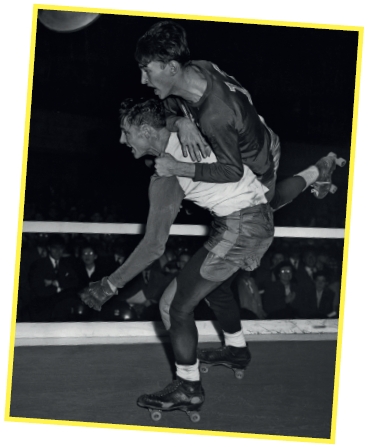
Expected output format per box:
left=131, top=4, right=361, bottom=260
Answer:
left=165, top=133, right=268, bottom=217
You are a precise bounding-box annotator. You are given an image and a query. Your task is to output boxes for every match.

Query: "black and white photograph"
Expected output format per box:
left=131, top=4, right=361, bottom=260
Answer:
left=2, top=1, right=366, bottom=446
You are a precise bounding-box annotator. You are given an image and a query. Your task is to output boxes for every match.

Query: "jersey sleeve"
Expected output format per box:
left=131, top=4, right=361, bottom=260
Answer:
left=194, top=107, right=244, bottom=183
left=108, top=175, right=184, bottom=288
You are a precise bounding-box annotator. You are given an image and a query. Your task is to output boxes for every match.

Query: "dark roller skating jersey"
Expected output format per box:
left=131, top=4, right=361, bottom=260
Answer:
left=164, top=60, right=276, bottom=185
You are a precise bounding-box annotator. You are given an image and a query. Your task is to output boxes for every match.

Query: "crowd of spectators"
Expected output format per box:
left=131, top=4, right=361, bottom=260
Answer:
left=17, top=183, right=344, bottom=322
left=17, top=228, right=343, bottom=323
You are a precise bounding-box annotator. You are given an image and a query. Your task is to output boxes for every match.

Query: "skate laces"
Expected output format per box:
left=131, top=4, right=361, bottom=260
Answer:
left=149, top=379, right=187, bottom=397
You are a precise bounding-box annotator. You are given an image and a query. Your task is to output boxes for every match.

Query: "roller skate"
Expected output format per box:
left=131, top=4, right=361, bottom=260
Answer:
left=311, top=152, right=346, bottom=199
left=198, top=345, right=251, bottom=379
left=137, top=377, right=204, bottom=423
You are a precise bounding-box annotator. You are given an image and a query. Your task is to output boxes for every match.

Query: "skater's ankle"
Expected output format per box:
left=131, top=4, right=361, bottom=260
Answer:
left=223, top=329, right=246, bottom=348
left=176, top=360, right=200, bottom=382
left=295, top=166, right=319, bottom=189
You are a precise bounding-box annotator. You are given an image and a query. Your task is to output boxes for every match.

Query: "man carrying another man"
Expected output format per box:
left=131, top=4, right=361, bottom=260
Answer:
left=81, top=97, right=274, bottom=416
left=81, top=20, right=343, bottom=418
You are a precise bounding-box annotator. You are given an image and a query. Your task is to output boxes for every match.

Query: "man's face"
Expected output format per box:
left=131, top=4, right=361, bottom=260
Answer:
left=81, top=248, right=97, bottom=267
left=304, top=251, right=316, bottom=268
left=139, top=61, right=174, bottom=99
left=279, top=266, right=293, bottom=282
left=315, top=276, right=327, bottom=291
left=49, top=245, right=64, bottom=261
left=120, top=121, right=151, bottom=158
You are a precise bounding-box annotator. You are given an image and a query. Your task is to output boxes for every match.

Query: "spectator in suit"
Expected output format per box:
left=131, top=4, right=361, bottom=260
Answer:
left=28, top=235, right=79, bottom=321
left=288, top=245, right=302, bottom=272
left=75, top=244, right=110, bottom=288
left=102, top=238, right=128, bottom=276
left=326, top=253, right=342, bottom=318
left=292, top=249, right=318, bottom=307
left=293, top=270, right=336, bottom=319
left=262, top=261, right=299, bottom=319
left=95, top=248, right=180, bottom=321
left=17, top=235, right=48, bottom=321
left=124, top=248, right=181, bottom=320
left=253, top=249, right=285, bottom=294
left=295, top=249, right=317, bottom=284
left=234, top=270, right=266, bottom=320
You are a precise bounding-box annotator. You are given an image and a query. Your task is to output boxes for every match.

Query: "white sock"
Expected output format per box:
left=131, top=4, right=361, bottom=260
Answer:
left=294, top=166, right=319, bottom=190
left=176, top=359, right=200, bottom=381
left=223, top=329, right=246, bottom=348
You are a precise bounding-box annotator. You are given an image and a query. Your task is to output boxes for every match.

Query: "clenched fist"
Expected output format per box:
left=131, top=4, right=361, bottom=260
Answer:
left=154, top=153, right=179, bottom=177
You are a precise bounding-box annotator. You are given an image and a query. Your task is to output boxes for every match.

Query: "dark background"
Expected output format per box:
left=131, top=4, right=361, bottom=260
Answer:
left=25, top=12, right=359, bottom=227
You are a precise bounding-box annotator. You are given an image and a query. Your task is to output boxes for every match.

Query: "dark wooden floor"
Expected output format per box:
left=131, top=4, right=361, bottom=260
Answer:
left=9, top=340, right=337, bottom=439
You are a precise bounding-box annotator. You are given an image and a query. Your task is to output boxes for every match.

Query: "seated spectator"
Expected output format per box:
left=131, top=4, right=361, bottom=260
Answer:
left=288, top=245, right=302, bottom=271
left=67, top=235, right=89, bottom=265
left=28, top=235, right=79, bottom=321
left=103, top=248, right=180, bottom=321
left=17, top=235, right=48, bottom=321
left=234, top=271, right=266, bottom=319
left=262, top=261, right=300, bottom=319
left=62, top=243, right=114, bottom=321
left=291, top=248, right=319, bottom=314
left=102, top=238, right=128, bottom=274
left=253, top=249, right=285, bottom=292
left=138, top=250, right=190, bottom=320
left=314, top=271, right=337, bottom=318
left=315, top=250, right=330, bottom=271
left=293, top=247, right=317, bottom=286
left=330, top=284, right=341, bottom=316
left=75, top=243, right=110, bottom=287
left=293, top=270, right=336, bottom=319
left=326, top=253, right=342, bottom=317
left=195, top=268, right=263, bottom=322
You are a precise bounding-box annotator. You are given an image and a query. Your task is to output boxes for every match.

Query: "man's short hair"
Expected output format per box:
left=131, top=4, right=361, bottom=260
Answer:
left=274, top=261, right=294, bottom=280
left=135, top=20, right=190, bottom=66
left=80, top=243, right=97, bottom=255
left=119, top=98, right=166, bottom=129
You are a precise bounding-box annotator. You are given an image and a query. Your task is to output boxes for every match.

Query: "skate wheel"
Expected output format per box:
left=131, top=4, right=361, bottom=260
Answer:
left=189, top=411, right=201, bottom=423
left=329, top=184, right=338, bottom=194
left=336, top=157, right=346, bottom=167
left=149, top=409, right=162, bottom=421
left=234, top=369, right=245, bottom=380
left=200, top=365, right=209, bottom=374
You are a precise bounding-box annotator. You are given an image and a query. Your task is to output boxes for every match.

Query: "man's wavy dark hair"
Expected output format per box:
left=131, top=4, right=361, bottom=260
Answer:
left=119, top=98, right=166, bottom=129
left=135, top=20, right=191, bottom=66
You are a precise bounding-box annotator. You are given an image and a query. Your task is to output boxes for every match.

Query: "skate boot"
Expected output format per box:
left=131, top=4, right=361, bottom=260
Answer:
left=137, top=377, right=204, bottom=422
left=311, top=152, right=346, bottom=199
left=198, top=345, right=251, bottom=379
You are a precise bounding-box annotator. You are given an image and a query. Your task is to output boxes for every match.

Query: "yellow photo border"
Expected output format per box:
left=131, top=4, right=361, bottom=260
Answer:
left=4, top=3, right=364, bottom=444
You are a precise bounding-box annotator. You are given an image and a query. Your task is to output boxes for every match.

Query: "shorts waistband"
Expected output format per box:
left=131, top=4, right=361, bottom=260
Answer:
left=211, top=202, right=270, bottom=218
left=238, top=202, right=270, bottom=215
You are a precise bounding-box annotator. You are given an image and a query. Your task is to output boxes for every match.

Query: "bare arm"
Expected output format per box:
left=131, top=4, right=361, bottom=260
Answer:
left=108, top=175, right=184, bottom=288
